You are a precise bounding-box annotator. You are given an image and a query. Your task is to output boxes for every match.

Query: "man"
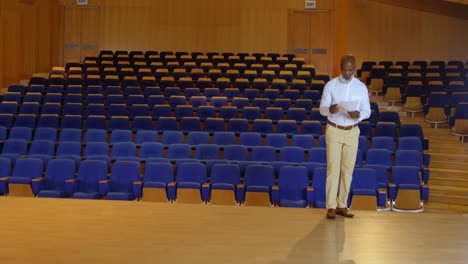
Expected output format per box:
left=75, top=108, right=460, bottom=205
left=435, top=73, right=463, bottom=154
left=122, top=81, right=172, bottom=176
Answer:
left=319, top=54, right=371, bottom=219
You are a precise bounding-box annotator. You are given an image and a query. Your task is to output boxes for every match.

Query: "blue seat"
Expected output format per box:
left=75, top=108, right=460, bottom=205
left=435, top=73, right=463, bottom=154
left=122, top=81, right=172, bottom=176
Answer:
left=371, top=136, right=395, bottom=152
left=167, top=143, right=192, bottom=161
left=204, top=163, right=242, bottom=205
left=311, top=167, right=327, bottom=208
left=69, top=160, right=108, bottom=199
left=395, top=150, right=430, bottom=183
left=41, top=103, right=62, bottom=116
left=300, top=120, right=322, bottom=137
left=263, top=89, right=280, bottom=102
left=231, top=97, right=249, bottom=109
left=109, top=130, right=133, bottom=145
left=19, top=103, right=40, bottom=115
left=243, top=89, right=260, bottom=101
left=85, top=115, right=106, bottom=130
left=83, top=142, right=110, bottom=168
left=238, top=132, right=262, bottom=147
left=189, top=96, right=208, bottom=108
left=252, top=119, right=274, bottom=134
left=400, top=124, right=429, bottom=150
left=13, top=114, right=37, bottom=129
left=0, top=102, right=18, bottom=115
left=135, top=130, right=158, bottom=145
left=365, top=149, right=393, bottom=169
left=0, top=158, right=42, bottom=196
left=0, top=114, right=13, bottom=128
left=264, top=107, right=284, bottom=123
left=101, top=160, right=140, bottom=200
left=35, top=159, right=75, bottom=198
left=174, top=105, right=194, bottom=120
left=240, top=164, right=276, bottom=206
left=170, top=162, right=208, bottom=203
left=295, top=99, right=313, bottom=111
left=194, top=144, right=219, bottom=161
left=9, top=126, right=33, bottom=141
left=155, top=116, right=177, bottom=132
left=37, top=114, right=59, bottom=128
left=374, top=122, right=398, bottom=139
left=139, top=142, right=166, bottom=163
left=161, top=131, right=184, bottom=146
left=129, top=104, right=149, bottom=119
left=379, top=111, right=401, bottom=127
left=273, top=98, right=291, bottom=111
left=273, top=166, right=313, bottom=208
left=286, top=108, right=307, bottom=123
left=197, top=106, right=216, bottom=120
left=251, top=146, right=277, bottom=164
left=265, top=133, right=288, bottom=149
left=0, top=139, right=28, bottom=164
left=187, top=131, right=210, bottom=146
left=63, top=103, right=83, bottom=116
left=179, top=117, right=201, bottom=132
left=291, top=134, right=315, bottom=149
left=204, top=117, right=225, bottom=133
left=108, top=116, right=130, bottom=131
left=212, top=132, right=236, bottom=145
left=273, top=146, right=305, bottom=173
left=241, top=107, right=261, bottom=121
left=60, top=115, right=83, bottom=130
left=219, top=106, right=239, bottom=120
left=222, top=144, right=249, bottom=172
left=27, top=140, right=55, bottom=168
left=227, top=118, right=249, bottom=134
left=34, top=127, right=57, bottom=141
left=389, top=166, right=429, bottom=212
left=252, top=98, right=270, bottom=110
left=56, top=141, right=82, bottom=169
left=111, top=142, right=138, bottom=162
left=358, top=122, right=373, bottom=139
left=140, top=162, right=174, bottom=202
left=84, top=129, right=107, bottom=143
left=0, top=126, right=7, bottom=141
left=132, top=116, right=153, bottom=131
left=348, top=168, right=387, bottom=210
left=303, top=147, right=327, bottom=177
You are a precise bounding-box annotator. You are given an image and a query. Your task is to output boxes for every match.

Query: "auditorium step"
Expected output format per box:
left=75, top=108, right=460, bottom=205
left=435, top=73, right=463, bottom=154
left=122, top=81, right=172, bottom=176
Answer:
left=428, top=192, right=468, bottom=207
left=430, top=169, right=468, bottom=188
left=428, top=153, right=468, bottom=163
left=424, top=202, right=468, bottom=214
left=430, top=161, right=468, bottom=170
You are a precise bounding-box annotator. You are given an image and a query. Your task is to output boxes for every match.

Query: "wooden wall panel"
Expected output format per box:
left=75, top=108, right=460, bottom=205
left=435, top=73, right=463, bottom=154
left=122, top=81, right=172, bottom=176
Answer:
left=344, top=0, right=468, bottom=69
left=1, top=0, right=466, bottom=88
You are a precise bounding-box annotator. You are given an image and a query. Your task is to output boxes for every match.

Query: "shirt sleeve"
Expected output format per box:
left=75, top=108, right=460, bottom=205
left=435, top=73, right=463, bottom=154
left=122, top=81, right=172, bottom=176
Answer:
left=319, top=81, right=333, bottom=117
left=358, top=83, right=371, bottom=121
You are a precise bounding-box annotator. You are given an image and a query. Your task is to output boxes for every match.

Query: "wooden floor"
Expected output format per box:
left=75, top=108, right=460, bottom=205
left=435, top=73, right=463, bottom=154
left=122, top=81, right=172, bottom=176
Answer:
left=0, top=197, right=467, bottom=264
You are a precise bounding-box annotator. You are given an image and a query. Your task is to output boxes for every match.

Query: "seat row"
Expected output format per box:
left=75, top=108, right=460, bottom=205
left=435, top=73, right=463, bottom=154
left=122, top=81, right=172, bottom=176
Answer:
left=0, top=157, right=429, bottom=211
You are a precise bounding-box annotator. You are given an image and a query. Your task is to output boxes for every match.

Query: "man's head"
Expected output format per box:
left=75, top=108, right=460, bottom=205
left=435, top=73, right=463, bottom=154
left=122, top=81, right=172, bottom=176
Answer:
left=340, top=54, right=357, bottom=80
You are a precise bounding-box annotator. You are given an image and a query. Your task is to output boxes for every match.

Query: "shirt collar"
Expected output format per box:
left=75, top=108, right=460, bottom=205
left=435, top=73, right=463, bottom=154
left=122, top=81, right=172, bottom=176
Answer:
left=338, top=75, right=354, bottom=84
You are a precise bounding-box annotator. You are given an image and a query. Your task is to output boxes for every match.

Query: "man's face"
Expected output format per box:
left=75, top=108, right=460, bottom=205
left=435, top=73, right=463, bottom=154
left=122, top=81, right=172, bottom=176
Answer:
left=341, top=61, right=355, bottom=80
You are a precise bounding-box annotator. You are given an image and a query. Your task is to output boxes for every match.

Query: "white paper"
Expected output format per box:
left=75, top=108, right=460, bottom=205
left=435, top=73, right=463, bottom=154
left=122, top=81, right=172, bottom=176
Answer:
left=338, top=100, right=359, bottom=112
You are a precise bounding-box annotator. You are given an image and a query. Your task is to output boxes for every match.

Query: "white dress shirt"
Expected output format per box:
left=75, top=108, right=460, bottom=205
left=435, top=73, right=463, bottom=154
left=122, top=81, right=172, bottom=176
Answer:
left=319, top=75, right=371, bottom=126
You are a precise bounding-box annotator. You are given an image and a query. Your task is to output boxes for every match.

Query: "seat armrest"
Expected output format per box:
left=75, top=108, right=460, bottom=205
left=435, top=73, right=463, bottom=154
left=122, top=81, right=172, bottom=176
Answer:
left=306, top=186, right=315, bottom=206
left=133, top=181, right=143, bottom=198
left=271, top=185, right=279, bottom=204
left=236, top=184, right=245, bottom=203
left=31, top=177, right=45, bottom=195
left=167, top=182, right=177, bottom=200
left=201, top=183, right=210, bottom=202
left=388, top=183, right=397, bottom=200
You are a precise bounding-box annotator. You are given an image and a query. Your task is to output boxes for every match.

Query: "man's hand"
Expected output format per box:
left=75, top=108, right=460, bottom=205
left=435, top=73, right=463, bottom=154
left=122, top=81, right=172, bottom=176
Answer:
left=348, top=111, right=360, bottom=119
left=329, top=104, right=339, bottom=114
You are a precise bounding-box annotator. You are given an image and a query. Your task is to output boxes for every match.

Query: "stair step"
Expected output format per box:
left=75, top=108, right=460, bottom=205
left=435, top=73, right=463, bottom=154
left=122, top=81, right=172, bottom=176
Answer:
left=430, top=161, right=468, bottom=170
left=428, top=153, right=468, bottom=163
left=424, top=202, right=468, bottom=214
left=429, top=185, right=468, bottom=195
left=428, top=147, right=468, bottom=155
left=429, top=193, right=468, bottom=206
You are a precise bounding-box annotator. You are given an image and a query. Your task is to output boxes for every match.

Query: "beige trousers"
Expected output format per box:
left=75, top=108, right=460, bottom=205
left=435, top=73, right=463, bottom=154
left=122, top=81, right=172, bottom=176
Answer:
left=325, top=124, right=360, bottom=209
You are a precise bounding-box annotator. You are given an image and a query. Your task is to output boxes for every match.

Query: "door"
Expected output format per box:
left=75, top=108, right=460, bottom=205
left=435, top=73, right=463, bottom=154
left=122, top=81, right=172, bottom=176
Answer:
left=289, top=10, right=332, bottom=74
left=63, top=6, right=99, bottom=64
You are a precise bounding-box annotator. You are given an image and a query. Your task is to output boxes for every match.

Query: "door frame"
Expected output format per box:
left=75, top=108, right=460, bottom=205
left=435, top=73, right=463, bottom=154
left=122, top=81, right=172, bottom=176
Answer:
left=59, top=5, right=100, bottom=66
left=287, top=9, right=335, bottom=76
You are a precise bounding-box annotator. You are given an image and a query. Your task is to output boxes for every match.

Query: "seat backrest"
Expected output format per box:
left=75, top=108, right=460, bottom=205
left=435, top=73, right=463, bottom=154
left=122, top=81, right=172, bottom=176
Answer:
left=223, top=145, right=248, bottom=161
left=111, top=142, right=137, bottom=158
left=279, top=146, right=305, bottom=163
left=109, top=161, right=140, bottom=192
left=278, top=166, right=309, bottom=201
left=161, top=131, right=184, bottom=145
left=365, top=149, right=393, bottom=168
left=12, top=158, right=43, bottom=179
left=238, top=132, right=262, bottom=146
left=44, top=159, right=75, bottom=190
left=312, top=167, right=327, bottom=208
left=351, top=168, right=378, bottom=191
left=143, top=162, right=173, bottom=184
left=176, top=162, right=207, bottom=184
left=139, top=142, right=165, bottom=159
left=194, top=144, right=220, bottom=160
left=243, top=164, right=275, bottom=187
left=251, top=146, right=276, bottom=162
left=291, top=134, right=315, bottom=149
left=2, top=139, right=28, bottom=155
left=391, top=166, right=421, bottom=186
left=167, top=144, right=192, bottom=159
left=76, top=160, right=107, bottom=193
left=265, top=134, right=288, bottom=149
left=28, top=140, right=55, bottom=156
left=308, top=147, right=327, bottom=164
left=394, top=150, right=423, bottom=167
left=210, top=164, right=241, bottom=186
left=0, top=157, right=11, bottom=177
left=212, top=132, right=236, bottom=145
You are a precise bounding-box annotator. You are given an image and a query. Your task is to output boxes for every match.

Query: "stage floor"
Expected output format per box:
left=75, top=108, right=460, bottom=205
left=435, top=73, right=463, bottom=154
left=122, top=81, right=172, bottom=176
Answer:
left=0, top=197, right=467, bottom=264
